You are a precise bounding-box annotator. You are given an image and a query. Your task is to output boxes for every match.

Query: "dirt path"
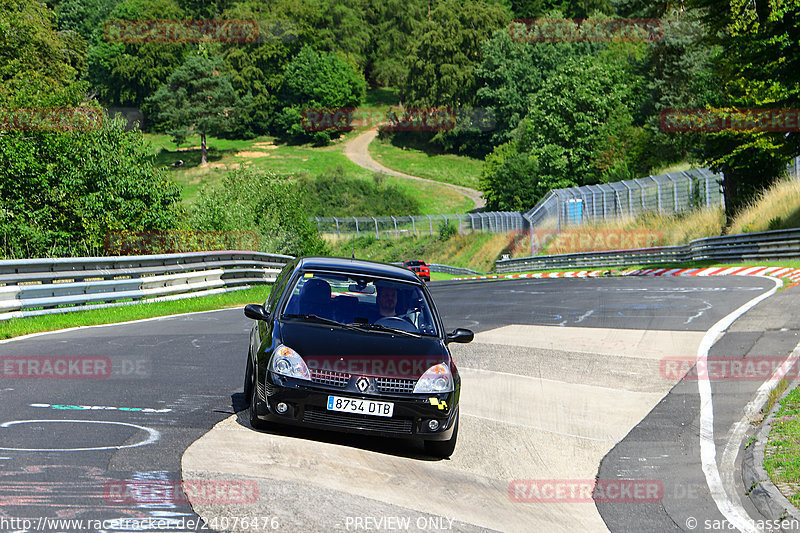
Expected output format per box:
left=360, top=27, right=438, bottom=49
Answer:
left=343, top=128, right=486, bottom=210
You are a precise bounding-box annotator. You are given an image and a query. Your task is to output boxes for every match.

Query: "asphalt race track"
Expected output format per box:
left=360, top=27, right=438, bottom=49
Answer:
left=0, top=275, right=795, bottom=532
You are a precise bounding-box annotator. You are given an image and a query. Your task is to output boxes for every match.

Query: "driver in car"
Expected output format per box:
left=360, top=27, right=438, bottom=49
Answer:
left=376, top=285, right=398, bottom=317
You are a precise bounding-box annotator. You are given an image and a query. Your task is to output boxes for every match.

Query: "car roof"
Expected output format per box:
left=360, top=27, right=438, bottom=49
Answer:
left=296, top=256, right=421, bottom=283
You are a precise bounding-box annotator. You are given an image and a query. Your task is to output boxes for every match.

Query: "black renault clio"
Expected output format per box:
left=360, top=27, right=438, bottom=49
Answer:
left=243, top=257, right=473, bottom=458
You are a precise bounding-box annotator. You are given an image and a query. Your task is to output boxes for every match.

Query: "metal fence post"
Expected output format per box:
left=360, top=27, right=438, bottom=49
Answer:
left=653, top=177, right=662, bottom=215
left=335, top=217, right=340, bottom=238
left=411, top=216, right=416, bottom=236
left=457, top=214, right=462, bottom=233
left=353, top=216, right=360, bottom=238
left=391, top=216, right=397, bottom=238
left=427, top=215, right=433, bottom=235
left=372, top=217, right=379, bottom=239
left=602, top=189, right=607, bottom=220
left=705, top=177, right=711, bottom=207
left=685, top=173, right=693, bottom=208
left=621, top=181, right=633, bottom=216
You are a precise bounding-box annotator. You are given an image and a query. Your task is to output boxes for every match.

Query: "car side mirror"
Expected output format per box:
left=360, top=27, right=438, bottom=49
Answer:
left=244, top=304, right=270, bottom=321
left=446, top=328, right=474, bottom=344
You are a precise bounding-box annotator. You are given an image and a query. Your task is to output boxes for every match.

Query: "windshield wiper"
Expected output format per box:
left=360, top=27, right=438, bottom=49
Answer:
left=346, top=322, right=421, bottom=338
left=281, top=313, right=359, bottom=331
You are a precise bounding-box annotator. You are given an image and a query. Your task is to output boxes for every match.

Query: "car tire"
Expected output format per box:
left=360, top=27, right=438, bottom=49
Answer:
left=248, top=363, right=269, bottom=431
left=244, top=356, right=253, bottom=400
left=424, top=414, right=458, bottom=459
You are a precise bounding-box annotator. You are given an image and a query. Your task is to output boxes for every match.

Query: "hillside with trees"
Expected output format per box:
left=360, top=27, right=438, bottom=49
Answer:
left=1, top=0, right=798, bottom=258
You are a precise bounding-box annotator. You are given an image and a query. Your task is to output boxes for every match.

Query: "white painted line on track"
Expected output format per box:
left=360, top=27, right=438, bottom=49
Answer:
left=0, top=419, right=160, bottom=451
left=697, top=275, right=781, bottom=533
left=0, top=307, right=236, bottom=345
left=720, top=340, right=800, bottom=518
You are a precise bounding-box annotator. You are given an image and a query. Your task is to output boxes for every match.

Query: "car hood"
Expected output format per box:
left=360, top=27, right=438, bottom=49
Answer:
left=279, top=321, right=449, bottom=380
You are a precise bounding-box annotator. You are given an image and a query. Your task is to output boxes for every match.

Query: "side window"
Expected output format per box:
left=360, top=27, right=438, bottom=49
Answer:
left=265, top=265, right=293, bottom=314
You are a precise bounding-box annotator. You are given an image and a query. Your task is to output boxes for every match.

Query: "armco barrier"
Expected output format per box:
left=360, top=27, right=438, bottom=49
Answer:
left=429, top=263, right=485, bottom=276
left=390, top=262, right=485, bottom=276
left=0, top=251, right=292, bottom=320
left=497, top=228, right=800, bottom=273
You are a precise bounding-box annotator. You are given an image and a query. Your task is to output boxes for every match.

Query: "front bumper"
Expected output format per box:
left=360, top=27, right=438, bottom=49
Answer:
left=253, top=372, right=458, bottom=441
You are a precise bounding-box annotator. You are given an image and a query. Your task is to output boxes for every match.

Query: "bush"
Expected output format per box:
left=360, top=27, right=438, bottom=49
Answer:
left=0, top=115, right=181, bottom=258
left=298, top=166, right=420, bottom=217
left=191, top=168, right=327, bottom=256
left=439, top=220, right=457, bottom=240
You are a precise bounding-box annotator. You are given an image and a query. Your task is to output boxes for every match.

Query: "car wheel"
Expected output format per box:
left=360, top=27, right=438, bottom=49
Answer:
left=424, top=414, right=458, bottom=459
left=244, top=356, right=253, bottom=400
left=248, top=364, right=269, bottom=431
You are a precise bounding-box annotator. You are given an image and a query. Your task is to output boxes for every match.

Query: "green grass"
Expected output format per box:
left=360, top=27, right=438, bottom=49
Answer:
left=328, top=232, right=510, bottom=273
left=363, top=87, right=400, bottom=107
left=0, top=285, right=271, bottom=340
left=727, top=178, right=800, bottom=235
left=146, top=133, right=473, bottom=214
left=369, top=136, right=484, bottom=190
left=764, top=383, right=800, bottom=506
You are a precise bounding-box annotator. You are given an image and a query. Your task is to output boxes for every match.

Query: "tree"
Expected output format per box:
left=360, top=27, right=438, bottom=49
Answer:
left=0, top=0, right=84, bottom=100
left=274, top=45, right=365, bottom=144
left=220, top=0, right=313, bottom=134
left=363, top=0, right=427, bottom=86
left=637, top=11, right=720, bottom=171
left=147, top=51, right=245, bottom=164
left=400, top=0, right=511, bottom=107
left=480, top=53, right=644, bottom=209
left=475, top=23, right=602, bottom=146
left=87, top=0, right=188, bottom=107
left=57, top=0, right=118, bottom=41
left=687, top=0, right=800, bottom=221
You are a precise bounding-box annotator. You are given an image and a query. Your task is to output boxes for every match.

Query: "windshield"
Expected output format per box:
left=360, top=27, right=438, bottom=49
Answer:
left=281, top=272, right=438, bottom=336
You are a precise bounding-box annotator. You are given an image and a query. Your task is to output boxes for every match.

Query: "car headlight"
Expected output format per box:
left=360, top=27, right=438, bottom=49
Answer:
left=270, top=345, right=311, bottom=381
left=413, top=363, right=453, bottom=393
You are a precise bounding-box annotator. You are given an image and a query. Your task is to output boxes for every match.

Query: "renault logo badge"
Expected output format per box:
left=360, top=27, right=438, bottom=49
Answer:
left=356, top=377, right=369, bottom=392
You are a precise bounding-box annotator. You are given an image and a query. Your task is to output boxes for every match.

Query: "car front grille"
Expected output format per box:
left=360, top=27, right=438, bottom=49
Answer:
left=310, top=369, right=351, bottom=388
left=302, top=407, right=413, bottom=434
left=375, top=377, right=416, bottom=394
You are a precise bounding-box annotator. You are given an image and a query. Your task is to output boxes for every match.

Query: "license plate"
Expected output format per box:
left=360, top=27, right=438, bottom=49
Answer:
left=326, top=396, right=394, bottom=417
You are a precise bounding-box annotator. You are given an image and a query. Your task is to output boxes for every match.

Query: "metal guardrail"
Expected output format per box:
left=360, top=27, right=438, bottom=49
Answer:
left=390, top=262, right=486, bottom=276
left=496, top=228, right=800, bottom=273
left=428, top=264, right=485, bottom=276
left=315, top=212, right=526, bottom=238
left=0, top=251, right=293, bottom=320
